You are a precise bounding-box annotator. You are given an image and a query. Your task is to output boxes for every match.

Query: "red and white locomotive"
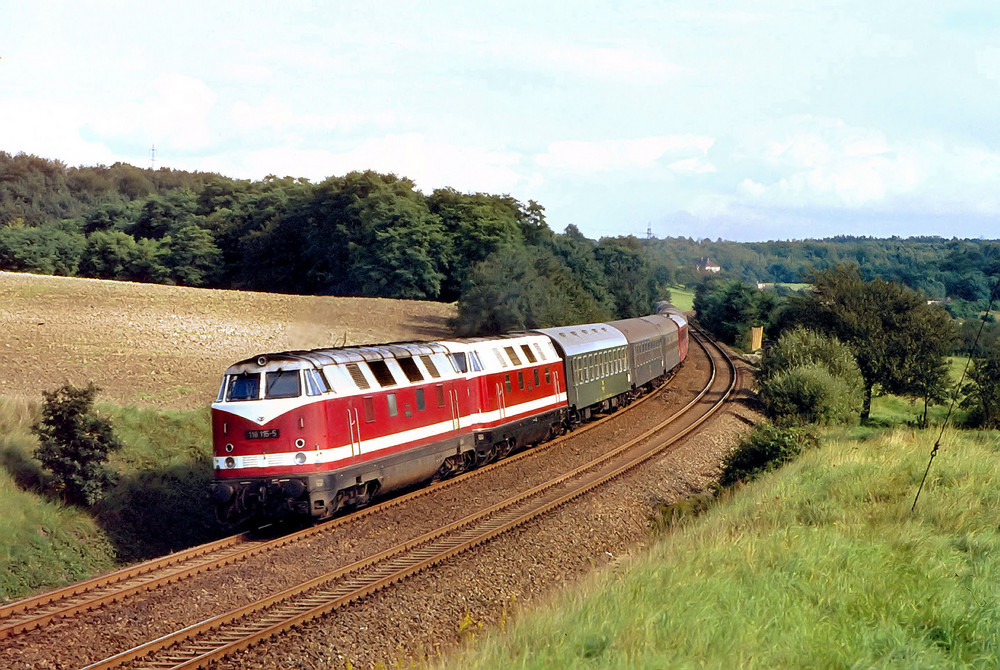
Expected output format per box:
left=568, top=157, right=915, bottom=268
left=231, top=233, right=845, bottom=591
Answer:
left=209, top=303, right=688, bottom=525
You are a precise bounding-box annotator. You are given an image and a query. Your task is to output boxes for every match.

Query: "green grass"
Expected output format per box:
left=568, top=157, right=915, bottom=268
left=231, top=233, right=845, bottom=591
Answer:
left=0, top=394, right=221, bottom=601
left=443, top=427, right=1000, bottom=669
left=667, top=286, right=695, bottom=312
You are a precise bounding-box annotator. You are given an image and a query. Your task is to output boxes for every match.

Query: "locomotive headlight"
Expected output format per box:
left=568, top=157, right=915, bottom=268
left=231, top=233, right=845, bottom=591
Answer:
left=224, top=456, right=236, bottom=469
left=225, top=443, right=234, bottom=453
left=295, top=438, right=306, bottom=448
left=294, top=452, right=307, bottom=465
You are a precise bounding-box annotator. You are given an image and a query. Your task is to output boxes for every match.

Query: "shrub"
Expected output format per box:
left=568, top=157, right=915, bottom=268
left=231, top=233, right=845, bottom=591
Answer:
left=32, top=383, right=122, bottom=506
left=719, top=424, right=817, bottom=487
left=758, top=328, right=863, bottom=425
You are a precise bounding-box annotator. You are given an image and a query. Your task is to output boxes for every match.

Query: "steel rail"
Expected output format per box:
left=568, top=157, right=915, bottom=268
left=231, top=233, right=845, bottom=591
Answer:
left=84, top=331, right=734, bottom=670
left=1, top=352, right=681, bottom=640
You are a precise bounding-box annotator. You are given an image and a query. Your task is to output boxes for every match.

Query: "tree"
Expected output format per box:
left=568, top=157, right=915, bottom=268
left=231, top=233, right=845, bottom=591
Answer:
left=782, top=264, right=956, bottom=421
left=962, top=347, right=1000, bottom=429
left=454, top=245, right=605, bottom=335
left=31, top=383, right=122, bottom=507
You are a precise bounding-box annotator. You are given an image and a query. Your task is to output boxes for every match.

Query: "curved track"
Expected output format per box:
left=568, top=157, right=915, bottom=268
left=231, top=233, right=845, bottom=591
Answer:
left=80, top=329, right=735, bottom=670
left=0, top=340, right=691, bottom=643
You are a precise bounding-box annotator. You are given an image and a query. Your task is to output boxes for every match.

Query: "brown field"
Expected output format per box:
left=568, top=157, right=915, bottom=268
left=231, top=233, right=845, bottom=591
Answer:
left=0, top=272, right=456, bottom=410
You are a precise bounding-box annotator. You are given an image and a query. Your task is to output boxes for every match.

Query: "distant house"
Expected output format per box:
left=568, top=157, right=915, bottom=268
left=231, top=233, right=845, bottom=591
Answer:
left=697, top=257, right=721, bottom=273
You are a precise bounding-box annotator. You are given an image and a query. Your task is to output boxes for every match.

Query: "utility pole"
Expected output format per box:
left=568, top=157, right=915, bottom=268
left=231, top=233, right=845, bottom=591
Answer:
left=646, top=223, right=652, bottom=240
left=150, top=144, right=156, bottom=170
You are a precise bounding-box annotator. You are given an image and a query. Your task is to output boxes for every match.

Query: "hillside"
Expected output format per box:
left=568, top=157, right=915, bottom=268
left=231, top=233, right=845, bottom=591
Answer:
left=0, top=271, right=456, bottom=410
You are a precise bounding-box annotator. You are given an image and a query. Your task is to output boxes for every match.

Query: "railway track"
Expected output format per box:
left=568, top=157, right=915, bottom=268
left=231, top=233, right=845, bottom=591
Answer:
left=79, top=329, right=735, bottom=670
left=0, top=335, right=698, bottom=646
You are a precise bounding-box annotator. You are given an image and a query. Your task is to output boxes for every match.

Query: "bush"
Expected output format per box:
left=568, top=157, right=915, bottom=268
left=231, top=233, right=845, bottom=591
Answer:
left=719, top=424, right=817, bottom=487
left=32, top=383, right=122, bottom=506
left=758, top=328, right=863, bottom=425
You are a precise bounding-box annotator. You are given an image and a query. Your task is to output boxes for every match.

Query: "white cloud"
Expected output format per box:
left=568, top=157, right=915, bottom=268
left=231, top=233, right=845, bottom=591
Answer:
left=212, top=134, right=533, bottom=194
left=532, top=43, right=683, bottom=82
left=87, top=74, right=218, bottom=151
left=537, top=135, right=714, bottom=173
left=733, top=116, right=1000, bottom=214
left=229, top=98, right=395, bottom=133
left=0, top=99, right=117, bottom=166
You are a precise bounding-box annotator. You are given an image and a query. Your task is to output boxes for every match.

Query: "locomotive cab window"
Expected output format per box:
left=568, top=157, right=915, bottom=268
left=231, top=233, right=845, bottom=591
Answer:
left=265, top=370, right=301, bottom=399
left=226, top=372, right=260, bottom=401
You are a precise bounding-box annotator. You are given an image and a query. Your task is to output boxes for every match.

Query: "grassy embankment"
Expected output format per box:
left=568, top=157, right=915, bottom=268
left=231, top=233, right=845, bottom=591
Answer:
left=443, top=393, right=1000, bottom=668
left=0, top=396, right=219, bottom=601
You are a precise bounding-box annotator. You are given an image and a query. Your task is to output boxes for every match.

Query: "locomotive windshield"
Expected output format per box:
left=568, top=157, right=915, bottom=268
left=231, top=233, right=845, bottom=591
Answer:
left=226, top=372, right=260, bottom=401
left=265, top=370, right=301, bottom=399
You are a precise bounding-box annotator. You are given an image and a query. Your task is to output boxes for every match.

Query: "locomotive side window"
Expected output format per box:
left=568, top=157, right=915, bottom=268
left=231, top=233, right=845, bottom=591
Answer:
left=449, top=353, right=469, bottom=373
left=363, top=396, right=375, bottom=422
left=368, top=360, right=397, bottom=387
left=416, top=388, right=426, bottom=411
left=518, top=371, right=525, bottom=390
left=226, top=373, right=260, bottom=401
left=216, top=378, right=226, bottom=402
left=397, top=357, right=424, bottom=383
left=419, top=355, right=441, bottom=378
left=504, top=346, right=522, bottom=366
left=265, top=370, right=301, bottom=399
left=303, top=369, right=329, bottom=396
left=470, top=352, right=484, bottom=371
left=436, top=384, right=446, bottom=407
left=545, top=366, right=551, bottom=384
left=534, top=369, right=540, bottom=387
left=346, top=363, right=371, bottom=390
left=504, top=374, right=512, bottom=393
left=387, top=393, right=398, bottom=417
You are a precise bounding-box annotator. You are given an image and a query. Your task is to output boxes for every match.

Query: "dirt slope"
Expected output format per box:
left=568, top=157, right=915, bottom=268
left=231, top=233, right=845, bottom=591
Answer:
left=0, top=272, right=455, bottom=410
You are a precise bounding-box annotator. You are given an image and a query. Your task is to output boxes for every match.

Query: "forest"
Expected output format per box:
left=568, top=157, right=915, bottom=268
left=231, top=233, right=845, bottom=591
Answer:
left=2, top=151, right=999, bottom=333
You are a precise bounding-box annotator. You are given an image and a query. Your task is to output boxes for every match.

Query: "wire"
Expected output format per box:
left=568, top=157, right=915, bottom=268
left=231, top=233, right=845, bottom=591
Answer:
left=912, top=275, right=1000, bottom=512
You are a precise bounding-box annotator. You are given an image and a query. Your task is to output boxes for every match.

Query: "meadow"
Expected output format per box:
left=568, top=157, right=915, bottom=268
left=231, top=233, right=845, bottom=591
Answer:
left=441, top=396, right=1000, bottom=669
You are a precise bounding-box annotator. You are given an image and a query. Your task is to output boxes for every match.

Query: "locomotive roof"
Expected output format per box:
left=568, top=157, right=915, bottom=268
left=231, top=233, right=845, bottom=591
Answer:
left=227, top=341, right=450, bottom=372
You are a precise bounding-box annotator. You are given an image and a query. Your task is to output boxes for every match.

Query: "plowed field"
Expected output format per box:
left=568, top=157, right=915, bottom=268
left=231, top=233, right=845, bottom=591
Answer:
left=0, top=272, right=455, bottom=410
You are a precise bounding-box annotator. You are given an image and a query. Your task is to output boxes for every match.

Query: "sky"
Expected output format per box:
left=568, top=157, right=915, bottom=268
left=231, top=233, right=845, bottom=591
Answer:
left=2, top=1, right=999, bottom=242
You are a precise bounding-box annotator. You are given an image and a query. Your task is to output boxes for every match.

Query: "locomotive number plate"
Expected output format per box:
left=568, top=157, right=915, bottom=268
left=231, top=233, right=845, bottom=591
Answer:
left=245, top=429, right=280, bottom=440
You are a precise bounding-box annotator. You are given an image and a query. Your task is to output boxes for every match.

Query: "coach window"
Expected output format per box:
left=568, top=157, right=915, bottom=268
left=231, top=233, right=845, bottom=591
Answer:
left=226, top=372, right=260, bottom=401
left=265, top=370, right=301, bottom=399
left=416, top=388, right=426, bottom=411
left=363, top=396, right=375, bottom=422
left=518, top=371, right=525, bottom=390
left=387, top=393, right=398, bottom=417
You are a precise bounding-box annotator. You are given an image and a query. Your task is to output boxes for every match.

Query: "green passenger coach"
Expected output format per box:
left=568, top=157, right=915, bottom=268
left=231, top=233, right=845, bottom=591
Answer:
left=530, top=322, right=630, bottom=421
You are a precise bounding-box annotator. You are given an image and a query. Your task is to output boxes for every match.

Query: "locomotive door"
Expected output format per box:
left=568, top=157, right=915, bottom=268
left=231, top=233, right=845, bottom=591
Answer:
left=346, top=398, right=367, bottom=458
left=436, top=382, right=462, bottom=433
